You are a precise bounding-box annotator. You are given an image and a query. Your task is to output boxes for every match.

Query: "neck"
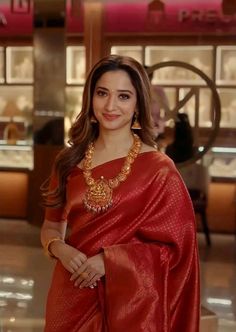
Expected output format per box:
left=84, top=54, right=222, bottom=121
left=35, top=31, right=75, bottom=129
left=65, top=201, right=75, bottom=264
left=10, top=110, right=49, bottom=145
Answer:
left=95, top=130, right=135, bottom=153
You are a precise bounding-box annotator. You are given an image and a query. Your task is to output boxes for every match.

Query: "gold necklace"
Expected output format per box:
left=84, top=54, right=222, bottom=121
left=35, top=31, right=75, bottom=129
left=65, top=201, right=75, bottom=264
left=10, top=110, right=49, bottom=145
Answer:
left=83, top=134, right=141, bottom=213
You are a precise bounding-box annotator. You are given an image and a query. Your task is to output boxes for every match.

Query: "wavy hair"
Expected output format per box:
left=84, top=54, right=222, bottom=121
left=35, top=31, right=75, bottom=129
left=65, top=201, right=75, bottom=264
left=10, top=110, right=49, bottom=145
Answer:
left=42, top=54, right=156, bottom=208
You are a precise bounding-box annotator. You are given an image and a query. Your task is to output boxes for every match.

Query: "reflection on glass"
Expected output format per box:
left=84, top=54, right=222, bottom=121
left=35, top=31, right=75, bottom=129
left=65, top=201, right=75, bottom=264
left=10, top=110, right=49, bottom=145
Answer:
left=6, top=46, right=33, bottom=84
left=111, top=46, right=143, bottom=63
left=145, top=46, right=213, bottom=85
left=66, top=46, right=86, bottom=84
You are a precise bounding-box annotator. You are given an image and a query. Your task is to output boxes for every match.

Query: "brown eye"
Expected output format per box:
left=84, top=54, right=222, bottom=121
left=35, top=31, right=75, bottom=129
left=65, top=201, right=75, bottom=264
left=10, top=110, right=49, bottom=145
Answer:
left=97, top=90, right=107, bottom=97
left=119, top=94, right=130, bottom=100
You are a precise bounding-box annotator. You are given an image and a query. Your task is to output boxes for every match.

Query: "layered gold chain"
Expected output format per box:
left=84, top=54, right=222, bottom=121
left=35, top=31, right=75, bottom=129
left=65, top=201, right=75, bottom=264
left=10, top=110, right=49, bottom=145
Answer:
left=82, top=134, right=142, bottom=213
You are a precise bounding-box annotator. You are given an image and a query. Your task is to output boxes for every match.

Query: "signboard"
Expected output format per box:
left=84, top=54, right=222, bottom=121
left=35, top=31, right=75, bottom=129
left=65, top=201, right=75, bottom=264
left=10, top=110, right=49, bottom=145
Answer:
left=67, top=0, right=236, bottom=34
left=0, top=0, right=33, bottom=36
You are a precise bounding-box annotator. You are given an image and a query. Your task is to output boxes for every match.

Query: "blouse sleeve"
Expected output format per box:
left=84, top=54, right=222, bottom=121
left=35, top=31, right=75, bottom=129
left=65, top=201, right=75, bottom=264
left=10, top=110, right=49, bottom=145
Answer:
left=44, top=171, right=68, bottom=223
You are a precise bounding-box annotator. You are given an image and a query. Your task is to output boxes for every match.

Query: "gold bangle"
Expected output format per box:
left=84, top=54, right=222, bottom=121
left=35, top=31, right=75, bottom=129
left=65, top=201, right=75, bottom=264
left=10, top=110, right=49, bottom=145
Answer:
left=44, top=237, right=65, bottom=258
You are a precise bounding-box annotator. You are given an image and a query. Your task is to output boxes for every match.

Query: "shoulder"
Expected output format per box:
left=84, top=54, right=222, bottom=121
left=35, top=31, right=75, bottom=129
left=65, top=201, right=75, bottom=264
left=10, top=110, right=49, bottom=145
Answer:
left=139, top=145, right=177, bottom=175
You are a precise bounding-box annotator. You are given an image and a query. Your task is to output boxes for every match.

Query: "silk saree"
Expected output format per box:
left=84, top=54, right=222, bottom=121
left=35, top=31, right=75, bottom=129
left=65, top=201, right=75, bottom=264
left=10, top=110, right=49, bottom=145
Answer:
left=44, top=151, right=200, bottom=332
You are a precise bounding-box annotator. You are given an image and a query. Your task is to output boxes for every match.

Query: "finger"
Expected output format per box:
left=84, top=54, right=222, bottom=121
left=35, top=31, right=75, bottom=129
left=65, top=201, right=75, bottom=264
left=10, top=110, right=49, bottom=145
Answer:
left=85, top=275, right=101, bottom=288
left=75, top=262, right=88, bottom=277
left=73, top=270, right=91, bottom=286
left=76, top=272, right=94, bottom=288
left=73, top=254, right=87, bottom=266
left=79, top=273, right=100, bottom=288
left=69, top=261, right=79, bottom=273
left=70, top=265, right=87, bottom=281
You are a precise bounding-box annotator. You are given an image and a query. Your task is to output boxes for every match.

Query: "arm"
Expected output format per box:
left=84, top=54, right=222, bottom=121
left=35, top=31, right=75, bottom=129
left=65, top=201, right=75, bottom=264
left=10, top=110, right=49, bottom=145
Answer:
left=41, top=219, right=87, bottom=274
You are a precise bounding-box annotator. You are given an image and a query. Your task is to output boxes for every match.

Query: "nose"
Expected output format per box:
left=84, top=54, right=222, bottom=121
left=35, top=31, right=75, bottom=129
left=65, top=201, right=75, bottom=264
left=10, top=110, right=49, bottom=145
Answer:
left=105, top=94, right=117, bottom=112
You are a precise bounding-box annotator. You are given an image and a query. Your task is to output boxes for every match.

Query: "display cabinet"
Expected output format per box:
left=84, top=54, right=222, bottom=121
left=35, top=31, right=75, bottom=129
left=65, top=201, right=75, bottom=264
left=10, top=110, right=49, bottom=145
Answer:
left=0, top=144, right=33, bottom=170
left=66, top=46, right=86, bottom=84
left=217, top=89, right=236, bottom=128
left=110, top=46, right=143, bottom=63
left=0, top=46, right=34, bottom=171
left=204, top=147, right=236, bottom=180
left=145, top=46, right=214, bottom=85
left=216, top=46, right=236, bottom=85
left=65, top=46, right=86, bottom=142
left=6, top=46, right=33, bottom=84
left=178, top=87, right=213, bottom=128
left=112, top=44, right=236, bottom=132
left=65, top=86, right=84, bottom=142
left=111, top=44, right=236, bottom=179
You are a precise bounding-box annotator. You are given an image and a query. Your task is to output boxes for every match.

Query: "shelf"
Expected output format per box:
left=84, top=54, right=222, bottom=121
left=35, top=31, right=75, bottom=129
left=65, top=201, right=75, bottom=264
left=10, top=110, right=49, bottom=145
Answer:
left=216, top=46, right=236, bottom=85
left=0, top=144, right=33, bottom=170
left=6, top=46, right=33, bottom=84
left=66, top=46, right=86, bottom=85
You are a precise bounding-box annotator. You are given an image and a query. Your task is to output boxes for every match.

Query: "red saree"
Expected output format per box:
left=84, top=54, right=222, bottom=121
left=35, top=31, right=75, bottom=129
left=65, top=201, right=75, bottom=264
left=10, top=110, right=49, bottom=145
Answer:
left=44, top=151, right=200, bottom=332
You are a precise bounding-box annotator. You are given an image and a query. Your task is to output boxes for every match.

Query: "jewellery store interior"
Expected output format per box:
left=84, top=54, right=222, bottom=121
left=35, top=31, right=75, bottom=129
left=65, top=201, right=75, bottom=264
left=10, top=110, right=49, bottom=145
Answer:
left=0, top=0, right=236, bottom=331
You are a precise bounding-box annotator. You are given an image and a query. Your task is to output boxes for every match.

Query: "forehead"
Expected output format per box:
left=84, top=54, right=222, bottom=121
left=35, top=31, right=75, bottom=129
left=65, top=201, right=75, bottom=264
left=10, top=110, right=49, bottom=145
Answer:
left=95, top=69, right=136, bottom=91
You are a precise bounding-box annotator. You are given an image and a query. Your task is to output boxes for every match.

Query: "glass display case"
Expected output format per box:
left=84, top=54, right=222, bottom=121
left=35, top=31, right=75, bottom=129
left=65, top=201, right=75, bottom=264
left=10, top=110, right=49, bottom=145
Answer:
left=178, top=88, right=213, bottom=128
left=0, top=86, right=33, bottom=145
left=216, top=46, right=236, bottom=85
left=66, top=46, right=86, bottom=84
left=110, top=44, right=235, bottom=183
left=204, top=147, right=236, bottom=180
left=0, top=46, right=34, bottom=170
left=0, top=144, right=33, bottom=169
left=145, top=46, right=214, bottom=85
left=111, top=46, right=143, bottom=63
left=6, top=46, right=33, bottom=84
left=217, top=89, right=236, bottom=128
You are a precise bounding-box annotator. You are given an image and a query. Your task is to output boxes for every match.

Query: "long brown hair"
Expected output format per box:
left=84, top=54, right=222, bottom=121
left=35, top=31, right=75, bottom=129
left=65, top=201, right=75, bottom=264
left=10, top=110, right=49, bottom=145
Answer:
left=42, top=54, right=156, bottom=208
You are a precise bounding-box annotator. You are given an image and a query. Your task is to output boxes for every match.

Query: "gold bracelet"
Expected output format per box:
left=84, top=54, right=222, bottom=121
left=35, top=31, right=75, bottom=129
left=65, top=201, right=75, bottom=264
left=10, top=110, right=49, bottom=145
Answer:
left=44, top=237, right=65, bottom=259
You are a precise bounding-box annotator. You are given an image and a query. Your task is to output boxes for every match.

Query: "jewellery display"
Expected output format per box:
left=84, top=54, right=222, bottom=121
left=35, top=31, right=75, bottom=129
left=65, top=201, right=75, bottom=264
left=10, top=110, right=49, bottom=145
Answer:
left=44, top=237, right=65, bottom=258
left=83, top=134, right=142, bottom=213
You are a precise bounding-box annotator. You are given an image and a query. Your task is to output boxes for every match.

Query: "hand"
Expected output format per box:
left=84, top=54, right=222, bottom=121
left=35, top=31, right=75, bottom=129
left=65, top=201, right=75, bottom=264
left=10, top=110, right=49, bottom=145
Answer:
left=51, top=241, right=87, bottom=274
left=70, top=252, right=105, bottom=288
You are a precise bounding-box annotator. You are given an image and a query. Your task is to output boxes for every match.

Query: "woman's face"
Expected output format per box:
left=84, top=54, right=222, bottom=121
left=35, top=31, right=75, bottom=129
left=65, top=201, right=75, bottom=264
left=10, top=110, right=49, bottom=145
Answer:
left=92, top=70, right=137, bottom=132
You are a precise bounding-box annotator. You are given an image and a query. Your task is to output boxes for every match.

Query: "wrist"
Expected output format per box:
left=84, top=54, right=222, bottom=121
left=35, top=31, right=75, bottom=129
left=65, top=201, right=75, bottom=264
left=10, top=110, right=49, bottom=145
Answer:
left=50, top=240, right=66, bottom=259
left=44, top=237, right=65, bottom=259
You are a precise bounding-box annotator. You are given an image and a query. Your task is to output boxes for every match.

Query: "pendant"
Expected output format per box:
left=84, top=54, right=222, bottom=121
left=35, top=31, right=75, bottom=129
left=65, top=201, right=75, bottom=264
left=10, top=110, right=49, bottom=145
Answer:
left=83, top=177, right=113, bottom=213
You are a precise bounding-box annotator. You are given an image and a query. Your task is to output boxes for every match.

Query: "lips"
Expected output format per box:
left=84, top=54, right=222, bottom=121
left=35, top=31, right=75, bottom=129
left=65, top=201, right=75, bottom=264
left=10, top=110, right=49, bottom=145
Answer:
left=103, top=113, right=120, bottom=121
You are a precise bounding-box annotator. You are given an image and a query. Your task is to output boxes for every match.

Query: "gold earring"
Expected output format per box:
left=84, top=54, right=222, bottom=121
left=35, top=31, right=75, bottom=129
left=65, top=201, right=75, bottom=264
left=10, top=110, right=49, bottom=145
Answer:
left=131, top=112, right=141, bottom=130
left=90, top=115, right=97, bottom=123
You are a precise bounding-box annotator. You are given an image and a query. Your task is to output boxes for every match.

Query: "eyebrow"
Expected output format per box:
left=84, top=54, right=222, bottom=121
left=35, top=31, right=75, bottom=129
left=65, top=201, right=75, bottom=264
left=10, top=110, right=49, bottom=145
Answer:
left=96, top=86, right=134, bottom=94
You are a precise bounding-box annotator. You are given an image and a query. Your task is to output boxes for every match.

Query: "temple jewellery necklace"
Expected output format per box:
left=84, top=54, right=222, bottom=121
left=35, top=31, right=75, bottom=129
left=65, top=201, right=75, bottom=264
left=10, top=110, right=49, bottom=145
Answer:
left=82, top=133, right=142, bottom=213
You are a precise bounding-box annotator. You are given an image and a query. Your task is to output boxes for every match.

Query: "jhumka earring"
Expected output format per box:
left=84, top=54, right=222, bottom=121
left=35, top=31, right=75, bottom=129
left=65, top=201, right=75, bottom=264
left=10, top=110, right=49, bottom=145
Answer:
left=131, top=111, right=141, bottom=129
left=90, top=115, right=98, bottom=123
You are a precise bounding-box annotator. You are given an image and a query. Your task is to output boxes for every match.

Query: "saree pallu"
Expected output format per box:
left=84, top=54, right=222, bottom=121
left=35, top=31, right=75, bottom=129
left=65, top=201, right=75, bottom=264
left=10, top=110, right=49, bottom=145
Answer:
left=44, top=151, right=200, bottom=332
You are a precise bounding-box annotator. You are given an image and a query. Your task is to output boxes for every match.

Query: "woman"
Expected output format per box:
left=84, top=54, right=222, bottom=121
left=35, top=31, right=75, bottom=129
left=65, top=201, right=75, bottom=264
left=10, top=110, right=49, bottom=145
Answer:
left=41, top=55, right=200, bottom=331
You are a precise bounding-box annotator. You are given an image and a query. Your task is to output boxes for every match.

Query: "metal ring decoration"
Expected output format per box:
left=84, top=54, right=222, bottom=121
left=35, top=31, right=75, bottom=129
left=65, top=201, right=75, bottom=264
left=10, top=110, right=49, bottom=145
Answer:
left=147, top=61, right=221, bottom=167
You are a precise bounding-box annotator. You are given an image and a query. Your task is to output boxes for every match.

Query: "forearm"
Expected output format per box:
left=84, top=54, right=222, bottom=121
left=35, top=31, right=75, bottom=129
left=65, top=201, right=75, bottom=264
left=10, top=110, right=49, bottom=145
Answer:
left=41, top=220, right=67, bottom=259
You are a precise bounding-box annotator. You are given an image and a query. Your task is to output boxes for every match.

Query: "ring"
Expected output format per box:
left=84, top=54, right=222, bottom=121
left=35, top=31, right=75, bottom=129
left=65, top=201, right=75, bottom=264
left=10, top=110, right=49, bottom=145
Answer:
left=80, top=272, right=89, bottom=279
